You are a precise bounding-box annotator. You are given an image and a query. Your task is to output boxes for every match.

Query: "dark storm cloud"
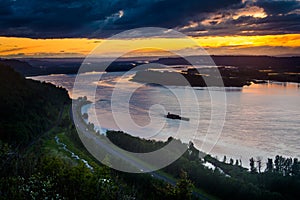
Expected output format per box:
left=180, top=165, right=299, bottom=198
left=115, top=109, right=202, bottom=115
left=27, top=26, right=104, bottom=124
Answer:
left=256, top=0, right=300, bottom=15
left=199, top=13, right=300, bottom=36
left=0, top=0, right=242, bottom=38
left=114, top=0, right=242, bottom=28
left=0, top=0, right=116, bottom=37
left=0, top=0, right=13, bottom=15
left=250, top=0, right=300, bottom=35
left=181, top=0, right=300, bottom=36
left=0, top=0, right=299, bottom=38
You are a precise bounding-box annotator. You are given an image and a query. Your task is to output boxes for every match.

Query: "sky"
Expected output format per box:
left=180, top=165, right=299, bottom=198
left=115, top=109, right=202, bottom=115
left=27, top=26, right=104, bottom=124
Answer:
left=0, top=0, right=300, bottom=57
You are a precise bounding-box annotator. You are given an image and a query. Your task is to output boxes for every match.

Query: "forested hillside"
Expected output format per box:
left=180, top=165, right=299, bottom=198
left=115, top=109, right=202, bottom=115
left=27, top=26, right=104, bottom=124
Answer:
left=0, top=65, right=197, bottom=200
left=0, top=63, right=69, bottom=146
left=1, top=64, right=299, bottom=200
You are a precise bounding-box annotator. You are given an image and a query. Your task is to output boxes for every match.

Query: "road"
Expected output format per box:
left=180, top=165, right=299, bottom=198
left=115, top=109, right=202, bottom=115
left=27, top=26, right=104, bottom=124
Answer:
left=71, top=100, right=211, bottom=200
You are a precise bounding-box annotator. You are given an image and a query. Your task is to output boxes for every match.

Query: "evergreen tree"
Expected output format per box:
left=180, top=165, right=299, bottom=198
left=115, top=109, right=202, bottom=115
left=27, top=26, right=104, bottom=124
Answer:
left=188, top=142, right=199, bottom=161
left=223, top=156, right=227, bottom=163
left=265, top=158, right=273, bottom=172
left=250, top=157, right=257, bottom=173
left=235, top=159, right=239, bottom=166
left=291, top=158, right=299, bottom=176
left=175, top=171, right=193, bottom=200
left=257, top=157, right=262, bottom=173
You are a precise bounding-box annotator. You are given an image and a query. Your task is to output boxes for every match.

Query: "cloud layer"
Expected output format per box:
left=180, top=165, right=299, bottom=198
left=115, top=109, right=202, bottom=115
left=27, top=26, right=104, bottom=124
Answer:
left=0, top=0, right=299, bottom=38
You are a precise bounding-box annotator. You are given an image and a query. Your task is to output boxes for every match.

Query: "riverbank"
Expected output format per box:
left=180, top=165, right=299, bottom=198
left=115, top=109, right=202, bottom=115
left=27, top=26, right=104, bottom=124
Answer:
left=71, top=99, right=300, bottom=199
left=2, top=56, right=300, bottom=84
left=30, top=72, right=300, bottom=170
left=3, top=62, right=298, bottom=200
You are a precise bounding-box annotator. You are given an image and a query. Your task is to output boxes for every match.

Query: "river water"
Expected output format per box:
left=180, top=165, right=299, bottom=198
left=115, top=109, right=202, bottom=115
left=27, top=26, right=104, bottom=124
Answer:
left=30, top=72, right=300, bottom=167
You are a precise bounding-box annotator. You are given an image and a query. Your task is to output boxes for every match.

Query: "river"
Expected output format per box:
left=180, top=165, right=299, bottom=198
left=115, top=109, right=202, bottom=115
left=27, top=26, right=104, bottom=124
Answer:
left=29, top=71, right=300, bottom=167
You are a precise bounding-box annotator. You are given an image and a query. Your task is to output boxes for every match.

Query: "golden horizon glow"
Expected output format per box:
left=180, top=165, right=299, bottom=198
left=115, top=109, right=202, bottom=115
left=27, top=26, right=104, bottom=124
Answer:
left=195, top=34, right=300, bottom=48
left=0, top=37, right=101, bottom=57
left=0, top=34, right=299, bottom=58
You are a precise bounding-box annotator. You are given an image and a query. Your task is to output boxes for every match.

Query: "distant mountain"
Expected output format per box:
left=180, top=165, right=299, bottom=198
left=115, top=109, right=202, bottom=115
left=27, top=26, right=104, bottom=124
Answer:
left=1, top=56, right=300, bottom=77
left=0, top=58, right=139, bottom=76
left=0, top=58, right=42, bottom=76
left=156, top=55, right=300, bottom=72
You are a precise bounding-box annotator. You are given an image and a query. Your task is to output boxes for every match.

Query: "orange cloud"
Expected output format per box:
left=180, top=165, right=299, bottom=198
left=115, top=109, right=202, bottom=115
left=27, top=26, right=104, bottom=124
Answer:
left=195, top=34, right=300, bottom=48
left=0, top=34, right=299, bottom=58
left=0, top=37, right=101, bottom=57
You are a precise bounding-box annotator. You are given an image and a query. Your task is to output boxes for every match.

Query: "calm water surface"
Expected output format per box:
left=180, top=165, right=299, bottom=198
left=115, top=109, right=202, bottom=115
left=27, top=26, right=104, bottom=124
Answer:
left=30, top=72, right=300, bottom=167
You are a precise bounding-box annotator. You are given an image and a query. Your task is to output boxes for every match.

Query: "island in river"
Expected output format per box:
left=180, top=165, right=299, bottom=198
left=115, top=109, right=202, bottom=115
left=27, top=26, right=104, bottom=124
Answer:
left=131, top=68, right=252, bottom=87
left=1, top=55, right=299, bottom=87
left=1, top=61, right=300, bottom=200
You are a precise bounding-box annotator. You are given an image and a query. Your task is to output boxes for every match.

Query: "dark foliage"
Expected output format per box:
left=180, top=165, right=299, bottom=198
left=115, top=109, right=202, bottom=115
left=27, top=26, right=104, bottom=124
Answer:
left=107, top=131, right=300, bottom=200
left=0, top=64, right=69, bottom=146
left=0, top=64, right=299, bottom=199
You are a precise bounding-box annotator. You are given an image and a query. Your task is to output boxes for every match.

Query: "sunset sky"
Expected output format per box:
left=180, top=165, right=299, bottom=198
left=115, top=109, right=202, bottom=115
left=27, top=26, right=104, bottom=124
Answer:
left=0, top=0, right=300, bottom=57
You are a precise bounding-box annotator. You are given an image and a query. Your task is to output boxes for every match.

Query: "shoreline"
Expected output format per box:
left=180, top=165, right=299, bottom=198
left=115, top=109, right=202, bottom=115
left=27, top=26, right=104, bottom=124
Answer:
left=75, top=101, right=300, bottom=175
left=37, top=71, right=298, bottom=169
left=76, top=95, right=300, bottom=169
left=76, top=99, right=247, bottom=173
left=78, top=100, right=247, bottom=168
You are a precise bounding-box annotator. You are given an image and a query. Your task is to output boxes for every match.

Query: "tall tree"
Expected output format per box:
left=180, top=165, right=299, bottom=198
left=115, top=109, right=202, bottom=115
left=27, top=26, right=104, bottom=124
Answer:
left=250, top=157, right=257, bottom=173
left=235, top=159, right=239, bottom=166
left=257, top=157, right=262, bottom=173
left=291, top=158, right=299, bottom=176
left=175, top=171, right=193, bottom=200
left=223, top=155, right=227, bottom=163
left=188, top=142, right=199, bottom=161
left=265, top=158, right=273, bottom=172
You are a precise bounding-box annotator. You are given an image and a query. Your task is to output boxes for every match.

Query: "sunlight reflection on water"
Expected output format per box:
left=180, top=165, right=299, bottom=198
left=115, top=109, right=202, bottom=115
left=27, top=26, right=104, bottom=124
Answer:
left=30, top=73, right=300, bottom=167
